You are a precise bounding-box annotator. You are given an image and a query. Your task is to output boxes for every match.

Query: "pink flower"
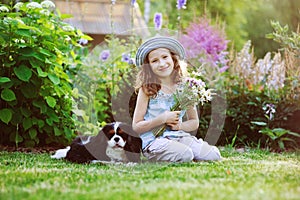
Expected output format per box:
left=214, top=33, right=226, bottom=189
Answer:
left=180, top=17, right=229, bottom=71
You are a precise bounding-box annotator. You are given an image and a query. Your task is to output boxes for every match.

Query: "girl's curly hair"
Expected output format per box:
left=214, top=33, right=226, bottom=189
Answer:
left=134, top=50, right=184, bottom=97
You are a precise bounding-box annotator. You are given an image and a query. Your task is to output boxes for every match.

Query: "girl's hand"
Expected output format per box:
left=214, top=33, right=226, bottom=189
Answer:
left=163, top=111, right=181, bottom=125
left=167, top=122, right=182, bottom=131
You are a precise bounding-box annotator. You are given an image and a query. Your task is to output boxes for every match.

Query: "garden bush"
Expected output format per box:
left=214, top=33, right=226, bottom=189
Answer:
left=0, top=1, right=91, bottom=147
left=179, top=18, right=300, bottom=150
left=219, top=28, right=300, bottom=150
left=72, top=35, right=140, bottom=134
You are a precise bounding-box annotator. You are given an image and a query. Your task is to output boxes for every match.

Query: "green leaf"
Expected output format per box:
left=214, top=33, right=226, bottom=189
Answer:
left=272, top=128, right=288, bottom=137
left=287, top=131, right=300, bottom=137
left=48, top=74, right=60, bottom=85
left=10, top=110, right=22, bottom=125
left=37, top=119, right=45, bottom=129
left=45, top=96, right=56, bottom=108
left=46, top=118, right=53, bottom=126
left=37, top=67, right=48, bottom=77
left=23, top=117, right=33, bottom=131
left=33, top=100, right=47, bottom=113
left=19, top=47, right=35, bottom=57
left=251, top=121, right=267, bottom=126
left=29, top=128, right=37, bottom=139
left=9, top=132, right=23, bottom=144
left=0, top=77, right=11, bottom=83
left=278, top=140, right=285, bottom=150
left=1, top=88, right=16, bottom=101
left=80, top=34, right=93, bottom=41
left=14, top=65, right=32, bottom=82
left=64, top=127, right=73, bottom=139
left=20, top=83, right=38, bottom=98
left=60, top=13, right=73, bottom=20
left=47, top=109, right=59, bottom=122
left=39, top=48, right=54, bottom=57
left=29, top=59, right=40, bottom=69
left=15, top=29, right=31, bottom=37
left=54, top=126, right=62, bottom=136
left=20, top=107, right=32, bottom=118
left=0, top=108, right=13, bottom=124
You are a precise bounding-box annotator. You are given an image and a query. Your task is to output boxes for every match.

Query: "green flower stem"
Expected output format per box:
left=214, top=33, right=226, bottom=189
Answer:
left=154, top=101, right=180, bottom=137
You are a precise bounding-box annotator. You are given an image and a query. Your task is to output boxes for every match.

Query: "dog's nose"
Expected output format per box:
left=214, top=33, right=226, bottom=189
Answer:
left=114, top=137, right=120, bottom=142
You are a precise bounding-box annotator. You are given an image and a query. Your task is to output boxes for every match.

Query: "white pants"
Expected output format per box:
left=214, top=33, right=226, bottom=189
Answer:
left=143, top=136, right=221, bottom=162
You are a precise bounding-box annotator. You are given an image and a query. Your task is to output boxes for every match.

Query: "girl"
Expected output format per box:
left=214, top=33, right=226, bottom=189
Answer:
left=132, top=36, right=221, bottom=162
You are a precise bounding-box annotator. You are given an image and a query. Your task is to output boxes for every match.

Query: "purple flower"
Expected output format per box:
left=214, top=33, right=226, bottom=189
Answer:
left=177, top=0, right=187, bottom=10
left=131, top=0, right=136, bottom=6
left=78, top=38, right=88, bottom=45
left=154, top=13, right=162, bottom=30
left=180, top=17, right=229, bottom=71
left=121, top=53, right=133, bottom=64
left=100, top=50, right=110, bottom=61
left=186, top=77, right=205, bottom=87
left=218, top=66, right=229, bottom=73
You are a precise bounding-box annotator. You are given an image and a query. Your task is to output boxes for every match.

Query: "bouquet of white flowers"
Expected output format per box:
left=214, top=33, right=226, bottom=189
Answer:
left=154, top=77, right=213, bottom=137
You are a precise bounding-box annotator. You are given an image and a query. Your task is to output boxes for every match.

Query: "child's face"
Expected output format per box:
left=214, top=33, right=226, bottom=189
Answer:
left=148, top=48, right=174, bottom=79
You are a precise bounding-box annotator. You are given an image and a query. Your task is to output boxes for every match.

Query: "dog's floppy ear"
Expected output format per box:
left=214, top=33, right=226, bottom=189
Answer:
left=124, top=136, right=142, bottom=163
left=120, top=123, right=142, bottom=163
left=118, top=122, right=139, bottom=137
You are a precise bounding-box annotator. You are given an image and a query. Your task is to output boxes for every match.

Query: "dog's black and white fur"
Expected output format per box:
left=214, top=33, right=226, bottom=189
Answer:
left=51, top=122, right=142, bottom=163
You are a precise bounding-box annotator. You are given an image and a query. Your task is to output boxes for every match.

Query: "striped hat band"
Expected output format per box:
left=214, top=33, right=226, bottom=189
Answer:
left=135, top=36, right=186, bottom=67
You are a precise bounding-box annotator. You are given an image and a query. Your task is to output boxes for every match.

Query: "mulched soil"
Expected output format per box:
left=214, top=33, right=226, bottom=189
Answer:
left=0, top=144, right=64, bottom=154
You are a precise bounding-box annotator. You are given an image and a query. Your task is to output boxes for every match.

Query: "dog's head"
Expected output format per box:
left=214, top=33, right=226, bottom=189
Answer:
left=102, top=122, right=134, bottom=149
left=101, top=122, right=142, bottom=162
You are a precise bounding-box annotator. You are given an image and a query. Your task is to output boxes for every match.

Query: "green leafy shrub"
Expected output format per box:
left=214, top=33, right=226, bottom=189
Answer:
left=0, top=1, right=90, bottom=147
left=72, top=35, right=140, bottom=134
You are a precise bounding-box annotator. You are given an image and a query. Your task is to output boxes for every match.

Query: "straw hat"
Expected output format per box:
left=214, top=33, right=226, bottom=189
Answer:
left=135, top=36, right=186, bottom=67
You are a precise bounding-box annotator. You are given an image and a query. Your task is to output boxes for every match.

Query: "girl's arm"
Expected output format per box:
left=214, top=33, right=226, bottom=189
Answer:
left=168, top=106, right=199, bottom=132
left=132, top=88, right=180, bottom=134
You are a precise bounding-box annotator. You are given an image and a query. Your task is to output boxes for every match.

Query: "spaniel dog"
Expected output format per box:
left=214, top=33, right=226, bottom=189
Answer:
left=51, top=122, right=142, bottom=163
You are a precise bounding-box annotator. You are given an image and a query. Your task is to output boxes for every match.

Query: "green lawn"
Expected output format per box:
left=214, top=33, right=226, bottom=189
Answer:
left=0, top=149, right=299, bottom=200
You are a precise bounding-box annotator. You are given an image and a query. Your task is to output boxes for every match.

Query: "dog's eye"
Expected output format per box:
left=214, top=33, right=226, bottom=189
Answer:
left=108, top=130, right=115, bottom=135
left=117, top=129, right=124, bottom=134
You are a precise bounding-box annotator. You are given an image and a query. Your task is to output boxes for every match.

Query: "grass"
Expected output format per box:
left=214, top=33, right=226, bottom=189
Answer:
left=0, top=148, right=299, bottom=200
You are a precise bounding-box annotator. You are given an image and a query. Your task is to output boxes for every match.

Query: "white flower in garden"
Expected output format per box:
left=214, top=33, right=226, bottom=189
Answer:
left=13, top=2, right=24, bottom=10
left=64, top=36, right=71, bottom=42
left=40, top=9, right=50, bottom=16
left=263, top=103, right=276, bottom=120
left=14, top=39, right=25, bottom=44
left=62, top=25, right=75, bottom=32
left=26, top=2, right=42, bottom=9
left=41, top=0, right=55, bottom=10
left=266, top=52, right=285, bottom=90
left=154, top=76, right=213, bottom=137
left=236, top=40, right=254, bottom=79
left=0, top=6, right=9, bottom=12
